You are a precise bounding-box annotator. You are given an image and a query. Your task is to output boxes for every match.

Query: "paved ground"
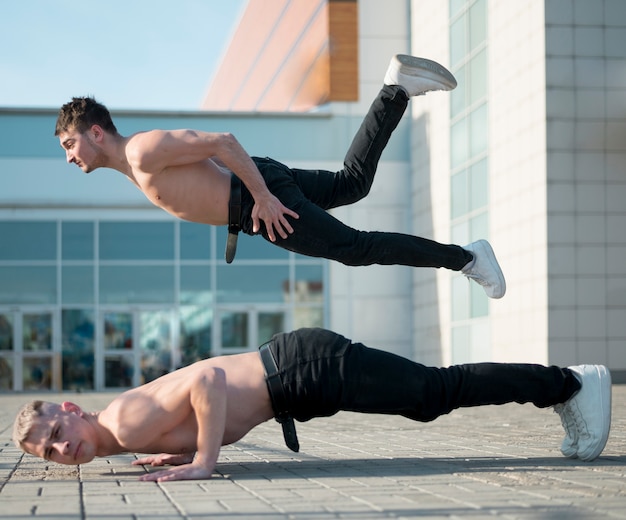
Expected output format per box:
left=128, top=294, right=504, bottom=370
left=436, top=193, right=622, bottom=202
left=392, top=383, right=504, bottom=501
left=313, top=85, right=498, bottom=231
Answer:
left=0, top=387, right=624, bottom=520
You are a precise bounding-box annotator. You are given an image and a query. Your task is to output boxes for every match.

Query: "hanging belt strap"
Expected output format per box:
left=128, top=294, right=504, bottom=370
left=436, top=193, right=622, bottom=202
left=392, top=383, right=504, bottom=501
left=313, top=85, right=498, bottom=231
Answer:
left=259, top=342, right=300, bottom=453
left=225, top=173, right=242, bottom=264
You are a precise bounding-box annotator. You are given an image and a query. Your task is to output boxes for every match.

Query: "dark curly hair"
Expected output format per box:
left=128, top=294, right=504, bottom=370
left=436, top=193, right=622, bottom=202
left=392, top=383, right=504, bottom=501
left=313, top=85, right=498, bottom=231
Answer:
left=55, top=96, right=118, bottom=136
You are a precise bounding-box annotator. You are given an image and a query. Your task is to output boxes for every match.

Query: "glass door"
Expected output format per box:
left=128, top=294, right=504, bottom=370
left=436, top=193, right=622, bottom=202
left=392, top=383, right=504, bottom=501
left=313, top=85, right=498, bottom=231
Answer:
left=0, top=308, right=59, bottom=391
left=215, top=306, right=287, bottom=355
left=99, top=308, right=176, bottom=390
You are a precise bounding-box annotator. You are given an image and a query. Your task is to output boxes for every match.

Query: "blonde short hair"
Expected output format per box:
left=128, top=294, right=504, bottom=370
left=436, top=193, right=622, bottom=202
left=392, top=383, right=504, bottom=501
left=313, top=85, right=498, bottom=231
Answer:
left=12, top=400, right=45, bottom=449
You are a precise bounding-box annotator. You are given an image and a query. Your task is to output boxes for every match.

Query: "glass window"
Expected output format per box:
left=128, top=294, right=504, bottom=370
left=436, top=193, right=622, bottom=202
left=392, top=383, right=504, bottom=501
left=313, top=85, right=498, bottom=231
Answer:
left=258, top=312, right=285, bottom=343
left=0, top=313, right=13, bottom=350
left=470, top=104, right=488, bottom=157
left=99, top=222, right=174, bottom=260
left=291, top=265, right=324, bottom=303
left=62, top=309, right=94, bottom=391
left=452, top=275, right=470, bottom=321
left=450, top=0, right=466, bottom=19
left=451, top=170, right=469, bottom=219
left=180, top=265, right=212, bottom=305
left=469, top=49, right=487, bottom=104
left=104, top=312, right=133, bottom=350
left=451, top=325, right=471, bottom=364
left=450, top=15, right=467, bottom=67
left=450, top=65, right=466, bottom=118
left=180, top=222, right=211, bottom=260
left=294, top=306, right=324, bottom=330
left=470, top=212, right=489, bottom=241
left=216, top=265, right=290, bottom=303
left=470, top=282, right=489, bottom=318
left=105, top=355, right=134, bottom=387
left=62, top=222, right=93, bottom=260
left=0, top=356, right=13, bottom=390
left=469, top=0, right=487, bottom=51
left=62, top=266, right=94, bottom=304
left=139, top=310, right=172, bottom=384
left=451, top=118, right=469, bottom=168
left=221, top=311, right=248, bottom=348
left=0, top=221, right=56, bottom=260
left=470, top=159, right=488, bottom=211
left=216, top=226, right=289, bottom=260
left=0, top=267, right=56, bottom=304
left=23, top=356, right=52, bottom=390
left=180, top=306, right=212, bottom=365
left=23, top=313, right=52, bottom=351
left=99, top=266, right=174, bottom=304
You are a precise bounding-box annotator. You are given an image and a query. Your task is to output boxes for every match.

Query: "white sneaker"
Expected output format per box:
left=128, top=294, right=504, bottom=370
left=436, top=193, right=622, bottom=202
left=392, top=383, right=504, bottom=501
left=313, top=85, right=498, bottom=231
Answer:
left=561, top=365, right=612, bottom=462
left=384, top=54, right=457, bottom=96
left=461, top=240, right=506, bottom=299
left=554, top=403, right=578, bottom=458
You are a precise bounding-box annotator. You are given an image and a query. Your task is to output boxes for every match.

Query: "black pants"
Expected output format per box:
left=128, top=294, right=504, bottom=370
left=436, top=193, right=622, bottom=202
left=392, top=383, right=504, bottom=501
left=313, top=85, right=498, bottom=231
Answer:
left=238, top=85, right=471, bottom=269
left=267, top=328, right=581, bottom=423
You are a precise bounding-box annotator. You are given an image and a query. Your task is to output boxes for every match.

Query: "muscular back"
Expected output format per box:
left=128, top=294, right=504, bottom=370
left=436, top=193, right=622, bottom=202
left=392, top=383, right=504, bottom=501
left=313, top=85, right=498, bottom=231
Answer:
left=98, top=352, right=273, bottom=455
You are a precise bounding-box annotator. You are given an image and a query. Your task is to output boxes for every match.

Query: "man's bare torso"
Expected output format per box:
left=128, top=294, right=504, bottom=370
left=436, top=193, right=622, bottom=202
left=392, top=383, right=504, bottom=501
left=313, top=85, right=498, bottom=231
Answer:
left=99, top=351, right=273, bottom=456
left=124, top=132, right=233, bottom=226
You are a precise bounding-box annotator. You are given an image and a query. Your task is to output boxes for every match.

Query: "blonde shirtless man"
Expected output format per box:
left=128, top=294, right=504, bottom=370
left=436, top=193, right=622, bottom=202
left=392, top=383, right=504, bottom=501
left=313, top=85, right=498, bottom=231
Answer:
left=55, top=54, right=506, bottom=298
left=14, top=328, right=611, bottom=482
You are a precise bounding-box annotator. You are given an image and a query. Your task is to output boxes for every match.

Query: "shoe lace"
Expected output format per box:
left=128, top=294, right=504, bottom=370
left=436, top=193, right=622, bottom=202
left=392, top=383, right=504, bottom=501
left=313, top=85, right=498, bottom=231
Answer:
left=463, top=271, right=489, bottom=287
left=554, top=403, right=577, bottom=440
left=561, top=400, right=590, bottom=440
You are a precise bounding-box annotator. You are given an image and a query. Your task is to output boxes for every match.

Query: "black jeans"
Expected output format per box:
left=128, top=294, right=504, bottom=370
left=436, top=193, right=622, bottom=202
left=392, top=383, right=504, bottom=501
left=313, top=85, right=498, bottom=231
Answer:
left=239, top=85, right=471, bottom=269
left=267, top=328, right=581, bottom=423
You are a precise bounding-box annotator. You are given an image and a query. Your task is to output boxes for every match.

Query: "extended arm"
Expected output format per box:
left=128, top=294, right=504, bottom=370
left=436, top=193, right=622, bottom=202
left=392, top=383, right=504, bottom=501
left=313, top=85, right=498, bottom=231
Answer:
left=137, top=367, right=228, bottom=482
left=132, top=130, right=299, bottom=241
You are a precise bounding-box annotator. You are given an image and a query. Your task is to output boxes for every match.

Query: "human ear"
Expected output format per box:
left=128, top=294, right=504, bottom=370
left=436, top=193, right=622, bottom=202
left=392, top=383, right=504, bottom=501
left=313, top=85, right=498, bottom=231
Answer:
left=60, top=401, right=82, bottom=415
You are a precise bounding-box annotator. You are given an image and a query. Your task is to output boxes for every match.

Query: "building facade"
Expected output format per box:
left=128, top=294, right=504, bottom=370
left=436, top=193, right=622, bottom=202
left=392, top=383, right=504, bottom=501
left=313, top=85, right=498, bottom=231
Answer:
left=1, top=0, right=625, bottom=392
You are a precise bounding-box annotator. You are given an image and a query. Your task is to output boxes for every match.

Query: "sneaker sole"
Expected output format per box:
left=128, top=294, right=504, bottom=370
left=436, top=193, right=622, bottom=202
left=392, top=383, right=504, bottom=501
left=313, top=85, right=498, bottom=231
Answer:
left=578, top=365, right=612, bottom=461
left=394, top=54, right=457, bottom=90
left=472, top=239, right=506, bottom=299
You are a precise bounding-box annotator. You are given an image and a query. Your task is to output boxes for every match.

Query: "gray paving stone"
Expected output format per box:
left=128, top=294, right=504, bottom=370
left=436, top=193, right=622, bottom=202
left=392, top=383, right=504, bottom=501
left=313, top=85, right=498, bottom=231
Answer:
left=1, top=387, right=625, bottom=519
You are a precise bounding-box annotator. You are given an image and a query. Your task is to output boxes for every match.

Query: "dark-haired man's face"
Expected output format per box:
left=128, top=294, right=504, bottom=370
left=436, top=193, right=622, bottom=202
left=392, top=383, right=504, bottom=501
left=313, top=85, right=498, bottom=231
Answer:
left=58, top=126, right=106, bottom=174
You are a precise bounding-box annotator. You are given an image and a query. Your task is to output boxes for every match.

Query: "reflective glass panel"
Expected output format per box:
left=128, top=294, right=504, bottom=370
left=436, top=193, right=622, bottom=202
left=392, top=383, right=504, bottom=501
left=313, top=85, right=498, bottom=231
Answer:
left=451, top=170, right=469, bottom=219
left=99, top=222, right=174, bottom=260
left=470, top=159, right=488, bottom=211
left=450, top=15, right=467, bottom=67
left=105, top=355, right=134, bottom=388
left=0, top=356, right=13, bottom=390
left=140, top=310, right=172, bottom=384
left=216, top=265, right=289, bottom=303
left=450, top=0, right=466, bottom=19
left=180, top=306, right=212, bottom=365
left=469, top=0, right=487, bottom=51
left=470, top=281, right=489, bottom=318
left=0, top=267, right=56, bottom=304
left=0, top=314, right=13, bottom=350
left=294, top=306, right=324, bottom=329
left=62, top=266, right=94, bottom=304
left=470, top=104, right=488, bottom=157
left=62, top=309, right=94, bottom=391
left=451, top=118, right=469, bottom=168
left=0, top=222, right=56, bottom=260
left=451, top=325, right=471, bottom=364
left=216, top=227, right=289, bottom=260
left=221, top=312, right=248, bottom=348
left=450, top=65, right=466, bottom=118
left=23, top=356, right=52, bottom=390
left=291, top=264, right=324, bottom=303
left=451, top=275, right=470, bottom=321
left=23, top=313, right=52, bottom=351
left=180, top=222, right=211, bottom=260
left=258, top=312, right=285, bottom=344
left=99, top=266, right=174, bottom=304
left=180, top=266, right=212, bottom=305
left=62, top=222, right=93, bottom=260
left=469, top=49, right=487, bottom=104
left=104, top=312, right=133, bottom=350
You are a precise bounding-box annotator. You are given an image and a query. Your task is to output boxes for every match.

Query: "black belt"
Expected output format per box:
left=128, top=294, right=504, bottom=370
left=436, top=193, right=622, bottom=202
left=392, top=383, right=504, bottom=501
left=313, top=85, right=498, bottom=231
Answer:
left=259, top=342, right=300, bottom=453
left=225, top=173, right=241, bottom=264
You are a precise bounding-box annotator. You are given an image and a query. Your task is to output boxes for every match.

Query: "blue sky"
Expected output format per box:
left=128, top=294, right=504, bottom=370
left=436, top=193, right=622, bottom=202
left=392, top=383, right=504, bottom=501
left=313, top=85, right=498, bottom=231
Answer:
left=0, top=0, right=246, bottom=110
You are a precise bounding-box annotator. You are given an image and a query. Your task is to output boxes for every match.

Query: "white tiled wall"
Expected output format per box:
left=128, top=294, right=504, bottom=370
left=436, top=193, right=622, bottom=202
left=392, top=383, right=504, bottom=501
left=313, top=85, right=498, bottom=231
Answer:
left=545, top=0, right=626, bottom=374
